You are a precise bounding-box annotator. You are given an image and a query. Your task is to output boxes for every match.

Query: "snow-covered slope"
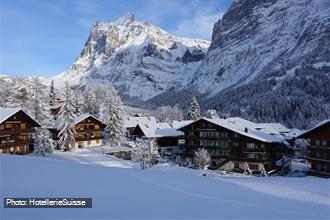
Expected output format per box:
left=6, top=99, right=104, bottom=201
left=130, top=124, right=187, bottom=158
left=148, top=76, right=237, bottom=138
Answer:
left=1, top=152, right=329, bottom=219
left=55, top=13, right=209, bottom=101
left=189, top=0, right=330, bottom=96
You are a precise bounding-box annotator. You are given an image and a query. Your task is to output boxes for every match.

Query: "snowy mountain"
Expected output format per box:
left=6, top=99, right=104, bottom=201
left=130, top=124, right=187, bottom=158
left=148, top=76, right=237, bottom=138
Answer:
left=1, top=1, right=329, bottom=129
left=54, top=13, right=209, bottom=101
left=189, top=0, right=330, bottom=95
left=148, top=0, right=330, bottom=128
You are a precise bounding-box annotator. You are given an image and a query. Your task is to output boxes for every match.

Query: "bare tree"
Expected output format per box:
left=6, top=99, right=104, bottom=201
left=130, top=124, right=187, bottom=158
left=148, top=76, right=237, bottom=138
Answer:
left=132, top=138, right=159, bottom=169
left=194, top=148, right=211, bottom=174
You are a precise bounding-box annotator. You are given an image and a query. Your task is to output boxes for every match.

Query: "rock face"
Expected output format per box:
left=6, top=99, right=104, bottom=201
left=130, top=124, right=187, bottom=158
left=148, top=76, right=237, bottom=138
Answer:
left=55, top=13, right=209, bottom=101
left=149, top=0, right=330, bottom=128
left=189, top=0, right=330, bottom=96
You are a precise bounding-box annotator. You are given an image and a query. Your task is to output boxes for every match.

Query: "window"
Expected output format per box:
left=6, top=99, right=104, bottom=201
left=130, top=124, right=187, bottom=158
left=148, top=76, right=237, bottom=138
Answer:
left=247, top=143, right=257, bottom=149
left=88, top=140, right=91, bottom=145
left=316, top=164, right=322, bottom=171
left=233, top=133, right=239, bottom=138
left=316, top=152, right=320, bottom=158
left=0, top=125, right=4, bottom=130
left=5, top=124, right=12, bottom=129
left=321, top=140, right=327, bottom=147
left=96, top=139, right=100, bottom=144
left=20, top=123, right=26, bottom=129
left=315, top=140, right=320, bottom=146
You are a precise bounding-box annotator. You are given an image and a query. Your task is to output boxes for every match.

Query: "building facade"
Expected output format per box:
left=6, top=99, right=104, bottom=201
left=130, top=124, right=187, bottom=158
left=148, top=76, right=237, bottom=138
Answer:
left=178, top=118, right=285, bottom=171
left=52, top=114, right=106, bottom=149
left=131, top=122, right=184, bottom=156
left=0, top=107, right=40, bottom=154
left=297, top=120, right=330, bottom=177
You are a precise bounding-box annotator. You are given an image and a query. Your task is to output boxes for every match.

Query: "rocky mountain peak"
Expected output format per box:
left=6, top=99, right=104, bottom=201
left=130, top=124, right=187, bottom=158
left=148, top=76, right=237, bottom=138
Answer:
left=113, top=12, right=135, bottom=26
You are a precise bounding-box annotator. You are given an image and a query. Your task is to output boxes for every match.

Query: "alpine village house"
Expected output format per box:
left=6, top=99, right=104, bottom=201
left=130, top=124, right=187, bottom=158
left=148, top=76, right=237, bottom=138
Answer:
left=0, top=107, right=41, bottom=154
left=297, top=120, right=330, bottom=177
left=51, top=114, right=106, bottom=149
left=177, top=118, right=288, bottom=172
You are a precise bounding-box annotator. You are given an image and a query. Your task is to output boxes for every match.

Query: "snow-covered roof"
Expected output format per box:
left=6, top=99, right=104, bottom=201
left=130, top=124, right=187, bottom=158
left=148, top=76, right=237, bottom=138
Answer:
left=0, top=107, right=41, bottom=126
left=178, top=117, right=285, bottom=143
left=136, top=122, right=184, bottom=138
left=53, top=114, right=105, bottom=130
left=0, top=107, right=21, bottom=124
left=171, top=120, right=194, bottom=129
left=124, top=116, right=157, bottom=128
left=257, top=123, right=290, bottom=134
left=49, top=103, right=63, bottom=110
left=297, top=119, right=330, bottom=138
left=73, top=114, right=104, bottom=126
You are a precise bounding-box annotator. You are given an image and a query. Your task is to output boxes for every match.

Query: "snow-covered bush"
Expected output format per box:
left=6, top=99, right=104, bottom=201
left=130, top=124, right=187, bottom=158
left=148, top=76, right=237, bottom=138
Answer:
left=132, top=138, right=159, bottom=169
left=194, top=148, right=210, bottom=171
left=34, top=128, right=55, bottom=157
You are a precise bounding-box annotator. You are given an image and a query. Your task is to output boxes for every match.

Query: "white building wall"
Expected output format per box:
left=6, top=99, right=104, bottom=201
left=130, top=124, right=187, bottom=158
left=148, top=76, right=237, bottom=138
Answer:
left=74, top=139, right=103, bottom=149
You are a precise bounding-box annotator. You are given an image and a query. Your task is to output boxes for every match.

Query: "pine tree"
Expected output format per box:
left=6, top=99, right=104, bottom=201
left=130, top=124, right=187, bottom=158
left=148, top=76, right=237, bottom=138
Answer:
left=58, top=82, right=76, bottom=151
left=102, top=87, right=124, bottom=147
left=72, top=89, right=82, bottom=116
left=49, top=80, right=56, bottom=106
left=32, top=77, right=43, bottom=122
left=34, top=128, right=55, bottom=157
left=206, top=109, right=219, bottom=119
left=82, top=86, right=97, bottom=115
left=188, top=96, right=201, bottom=120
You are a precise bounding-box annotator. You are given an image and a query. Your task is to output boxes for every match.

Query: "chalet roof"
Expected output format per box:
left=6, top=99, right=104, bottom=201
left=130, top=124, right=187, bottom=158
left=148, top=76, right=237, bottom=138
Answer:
left=178, top=117, right=285, bottom=143
left=124, top=116, right=157, bottom=128
left=0, top=107, right=41, bottom=126
left=257, top=123, right=290, bottom=134
left=53, top=114, right=105, bottom=130
left=296, top=119, right=330, bottom=138
left=73, top=114, right=105, bottom=126
left=136, top=122, right=184, bottom=138
left=171, top=120, right=194, bottom=129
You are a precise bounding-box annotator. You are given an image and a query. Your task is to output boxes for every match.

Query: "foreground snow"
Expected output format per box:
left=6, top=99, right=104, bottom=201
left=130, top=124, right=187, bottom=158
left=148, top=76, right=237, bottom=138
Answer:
left=0, top=147, right=329, bottom=219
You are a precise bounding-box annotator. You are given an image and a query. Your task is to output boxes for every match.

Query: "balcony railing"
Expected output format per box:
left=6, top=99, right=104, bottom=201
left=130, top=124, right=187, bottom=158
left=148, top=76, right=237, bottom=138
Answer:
left=0, top=128, right=35, bottom=135
left=0, top=140, right=33, bottom=147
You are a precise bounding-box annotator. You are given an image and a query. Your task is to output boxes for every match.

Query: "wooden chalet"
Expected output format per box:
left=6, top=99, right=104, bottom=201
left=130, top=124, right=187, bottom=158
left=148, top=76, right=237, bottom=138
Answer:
left=124, top=115, right=157, bottom=137
left=0, top=107, right=41, bottom=154
left=177, top=118, right=286, bottom=171
left=297, top=120, right=330, bottom=177
left=52, top=114, right=106, bottom=149
left=131, top=122, right=185, bottom=155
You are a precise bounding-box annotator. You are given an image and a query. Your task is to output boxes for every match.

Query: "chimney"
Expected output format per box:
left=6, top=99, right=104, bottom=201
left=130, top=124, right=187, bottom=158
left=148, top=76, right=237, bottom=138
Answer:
left=245, top=127, right=248, bottom=133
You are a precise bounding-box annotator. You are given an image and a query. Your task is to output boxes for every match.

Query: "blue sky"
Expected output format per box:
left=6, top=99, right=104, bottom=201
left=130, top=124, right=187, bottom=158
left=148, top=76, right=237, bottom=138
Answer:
left=0, top=0, right=233, bottom=76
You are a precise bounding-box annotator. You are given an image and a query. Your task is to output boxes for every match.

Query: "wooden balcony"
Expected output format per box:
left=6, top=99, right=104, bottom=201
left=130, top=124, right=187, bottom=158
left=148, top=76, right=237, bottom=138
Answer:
left=0, top=140, right=33, bottom=148
left=0, top=128, right=35, bottom=135
left=75, top=136, right=103, bottom=141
